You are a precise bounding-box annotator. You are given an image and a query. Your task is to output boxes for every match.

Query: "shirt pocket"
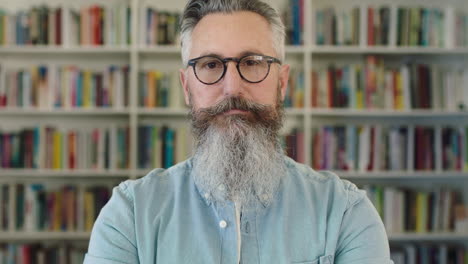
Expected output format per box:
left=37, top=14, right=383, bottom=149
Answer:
left=291, top=255, right=334, bottom=264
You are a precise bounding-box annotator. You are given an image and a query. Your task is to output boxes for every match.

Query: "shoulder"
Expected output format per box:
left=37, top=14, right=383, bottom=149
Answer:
left=284, top=156, right=367, bottom=209
left=115, top=159, right=193, bottom=203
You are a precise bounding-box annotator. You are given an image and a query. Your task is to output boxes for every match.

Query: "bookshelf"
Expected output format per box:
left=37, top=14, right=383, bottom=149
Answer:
left=0, top=231, right=90, bottom=242
left=0, top=0, right=467, bottom=262
left=308, top=0, right=468, bottom=262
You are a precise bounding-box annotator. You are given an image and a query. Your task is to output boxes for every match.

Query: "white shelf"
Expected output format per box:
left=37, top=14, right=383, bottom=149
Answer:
left=137, top=45, right=468, bottom=55
left=137, top=45, right=308, bottom=55
left=308, top=109, right=468, bottom=117
left=285, top=45, right=307, bottom=54
left=4, top=45, right=465, bottom=55
left=0, top=232, right=90, bottom=241
left=337, top=171, right=468, bottom=180
left=0, top=169, right=132, bottom=178
left=0, top=45, right=131, bottom=54
left=135, top=169, right=154, bottom=177
left=388, top=233, right=468, bottom=242
left=0, top=108, right=130, bottom=116
left=137, top=108, right=188, bottom=116
left=285, top=108, right=306, bottom=116
left=311, top=46, right=468, bottom=55
left=138, top=45, right=180, bottom=54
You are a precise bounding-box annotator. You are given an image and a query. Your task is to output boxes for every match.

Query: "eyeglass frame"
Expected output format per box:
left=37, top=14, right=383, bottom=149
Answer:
left=187, top=54, right=282, bottom=85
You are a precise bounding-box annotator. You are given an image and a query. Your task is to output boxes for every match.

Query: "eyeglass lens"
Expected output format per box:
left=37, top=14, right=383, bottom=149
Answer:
left=194, top=55, right=270, bottom=84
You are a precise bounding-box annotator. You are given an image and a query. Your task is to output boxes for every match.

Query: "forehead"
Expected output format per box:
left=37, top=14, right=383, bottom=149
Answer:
left=190, top=11, right=276, bottom=58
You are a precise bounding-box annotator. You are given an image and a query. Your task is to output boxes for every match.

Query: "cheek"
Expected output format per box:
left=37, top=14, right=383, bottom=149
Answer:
left=190, top=83, right=223, bottom=108
left=251, top=80, right=279, bottom=104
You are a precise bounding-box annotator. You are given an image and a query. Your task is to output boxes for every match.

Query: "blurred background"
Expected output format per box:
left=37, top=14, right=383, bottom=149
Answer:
left=0, top=0, right=467, bottom=263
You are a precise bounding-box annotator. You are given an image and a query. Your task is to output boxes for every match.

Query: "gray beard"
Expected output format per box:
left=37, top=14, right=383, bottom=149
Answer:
left=190, top=96, right=287, bottom=208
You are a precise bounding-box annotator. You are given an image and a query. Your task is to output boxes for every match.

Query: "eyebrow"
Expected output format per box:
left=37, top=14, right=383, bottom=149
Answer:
left=198, top=50, right=266, bottom=58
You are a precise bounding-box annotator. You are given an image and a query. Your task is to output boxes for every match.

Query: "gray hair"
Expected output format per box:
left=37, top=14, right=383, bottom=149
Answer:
left=179, top=0, right=286, bottom=66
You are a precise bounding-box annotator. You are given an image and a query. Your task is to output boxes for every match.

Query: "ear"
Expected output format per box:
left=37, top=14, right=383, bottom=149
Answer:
left=278, top=64, right=290, bottom=101
left=179, top=68, right=191, bottom=106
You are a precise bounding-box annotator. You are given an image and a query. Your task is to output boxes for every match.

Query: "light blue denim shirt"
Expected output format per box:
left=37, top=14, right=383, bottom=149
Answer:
left=84, top=157, right=393, bottom=264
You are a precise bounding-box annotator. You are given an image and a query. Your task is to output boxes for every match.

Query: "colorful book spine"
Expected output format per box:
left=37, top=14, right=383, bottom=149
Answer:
left=69, top=4, right=131, bottom=46
left=311, top=56, right=468, bottom=111
left=315, top=6, right=360, bottom=46
left=442, top=127, right=464, bottom=171
left=465, top=127, right=468, bottom=171
left=0, top=6, right=62, bottom=46
left=455, top=11, right=468, bottom=47
left=363, top=185, right=466, bottom=234
left=0, top=243, right=87, bottom=264
left=0, top=125, right=130, bottom=170
left=282, top=128, right=304, bottom=163
left=138, top=70, right=184, bottom=108
left=282, top=0, right=303, bottom=45
left=0, top=64, right=129, bottom=109
left=138, top=125, right=191, bottom=169
left=397, top=6, right=446, bottom=47
left=414, top=126, right=435, bottom=171
left=284, top=69, right=304, bottom=108
left=0, top=184, right=111, bottom=234
left=391, top=244, right=467, bottom=264
left=141, top=7, right=180, bottom=45
left=312, top=124, right=422, bottom=172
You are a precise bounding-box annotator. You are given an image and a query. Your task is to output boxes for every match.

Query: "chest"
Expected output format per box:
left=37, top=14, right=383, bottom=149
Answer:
left=137, top=202, right=336, bottom=264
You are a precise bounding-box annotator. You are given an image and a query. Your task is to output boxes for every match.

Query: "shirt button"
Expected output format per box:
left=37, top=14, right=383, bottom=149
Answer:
left=218, top=185, right=226, bottom=191
left=219, top=220, right=227, bottom=229
left=204, top=193, right=210, bottom=199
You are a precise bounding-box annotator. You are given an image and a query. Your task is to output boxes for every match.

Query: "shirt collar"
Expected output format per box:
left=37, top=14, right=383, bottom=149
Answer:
left=187, top=159, right=213, bottom=207
left=194, top=182, right=270, bottom=208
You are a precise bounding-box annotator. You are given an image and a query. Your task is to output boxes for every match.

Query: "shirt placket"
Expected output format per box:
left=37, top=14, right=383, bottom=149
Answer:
left=239, top=206, right=259, bottom=264
left=215, top=202, right=239, bottom=264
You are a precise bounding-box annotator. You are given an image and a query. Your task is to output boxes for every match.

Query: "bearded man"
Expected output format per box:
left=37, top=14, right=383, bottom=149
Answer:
left=84, top=0, right=393, bottom=263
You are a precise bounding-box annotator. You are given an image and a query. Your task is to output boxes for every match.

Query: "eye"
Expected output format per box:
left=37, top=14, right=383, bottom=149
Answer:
left=199, top=58, right=223, bottom=70
left=240, top=56, right=264, bottom=67
left=244, top=59, right=260, bottom=66
left=207, top=62, right=219, bottom=68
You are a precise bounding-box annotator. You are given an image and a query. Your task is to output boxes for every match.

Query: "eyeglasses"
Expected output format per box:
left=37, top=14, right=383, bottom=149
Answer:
left=187, top=54, right=282, bottom=85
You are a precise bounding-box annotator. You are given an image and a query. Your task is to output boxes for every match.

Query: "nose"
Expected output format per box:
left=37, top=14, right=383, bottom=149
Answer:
left=222, top=61, right=243, bottom=97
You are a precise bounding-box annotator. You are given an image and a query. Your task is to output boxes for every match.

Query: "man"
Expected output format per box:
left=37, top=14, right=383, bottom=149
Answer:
left=84, top=0, right=393, bottom=263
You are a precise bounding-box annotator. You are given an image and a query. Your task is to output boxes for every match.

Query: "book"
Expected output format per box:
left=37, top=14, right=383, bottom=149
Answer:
left=138, top=125, right=192, bottom=169
left=315, top=6, right=360, bottom=45
left=0, top=6, right=63, bottom=46
left=0, top=242, right=87, bottom=264
left=0, top=125, right=130, bottom=170
left=141, top=7, right=180, bottom=46
left=311, top=56, right=466, bottom=111
left=0, top=64, right=129, bottom=109
left=364, top=185, right=466, bottom=234
left=67, top=4, right=131, bottom=46
left=139, top=70, right=185, bottom=108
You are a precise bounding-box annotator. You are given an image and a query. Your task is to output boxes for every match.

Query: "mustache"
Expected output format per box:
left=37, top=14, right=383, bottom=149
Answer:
left=196, top=96, right=270, bottom=117
left=189, top=95, right=284, bottom=144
